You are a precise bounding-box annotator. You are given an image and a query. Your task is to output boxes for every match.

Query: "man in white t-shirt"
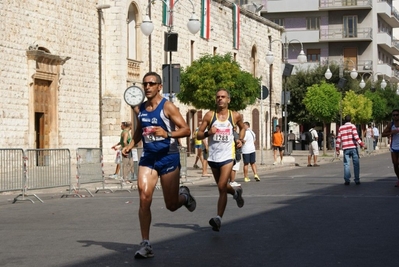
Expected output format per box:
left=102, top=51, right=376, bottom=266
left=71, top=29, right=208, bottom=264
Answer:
left=307, top=123, right=319, bottom=167
left=242, top=122, right=260, bottom=182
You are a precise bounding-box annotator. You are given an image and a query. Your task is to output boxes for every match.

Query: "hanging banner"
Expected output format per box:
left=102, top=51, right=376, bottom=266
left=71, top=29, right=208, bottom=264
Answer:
left=162, top=0, right=174, bottom=26
left=201, top=0, right=211, bottom=40
left=232, top=3, right=240, bottom=50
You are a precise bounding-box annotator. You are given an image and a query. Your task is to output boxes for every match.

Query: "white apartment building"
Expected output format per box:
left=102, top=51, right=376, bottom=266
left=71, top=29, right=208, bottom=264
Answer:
left=0, top=0, right=283, bottom=162
left=245, top=0, right=399, bottom=84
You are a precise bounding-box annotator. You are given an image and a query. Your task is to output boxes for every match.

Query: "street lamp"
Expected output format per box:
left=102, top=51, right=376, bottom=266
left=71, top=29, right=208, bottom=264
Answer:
left=324, top=59, right=358, bottom=126
left=96, top=3, right=111, bottom=150
left=140, top=0, right=200, bottom=102
left=358, top=72, right=387, bottom=90
left=324, top=59, right=358, bottom=80
left=140, top=0, right=200, bottom=35
left=265, top=36, right=307, bottom=155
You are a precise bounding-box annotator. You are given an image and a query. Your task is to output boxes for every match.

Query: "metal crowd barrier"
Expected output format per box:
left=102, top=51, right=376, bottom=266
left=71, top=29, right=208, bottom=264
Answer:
left=0, top=149, right=25, bottom=193
left=24, top=149, right=72, bottom=200
left=179, top=147, right=192, bottom=184
left=13, top=149, right=72, bottom=203
left=76, top=148, right=107, bottom=196
left=0, top=149, right=42, bottom=203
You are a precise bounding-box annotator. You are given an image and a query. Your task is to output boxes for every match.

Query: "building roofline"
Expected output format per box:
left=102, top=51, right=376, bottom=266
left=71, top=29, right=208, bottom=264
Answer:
left=215, top=0, right=285, bottom=33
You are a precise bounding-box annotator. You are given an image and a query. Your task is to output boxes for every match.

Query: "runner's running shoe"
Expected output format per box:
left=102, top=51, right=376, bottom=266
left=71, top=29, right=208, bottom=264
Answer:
left=179, top=186, right=196, bottom=212
left=209, top=217, right=221, bottom=232
left=234, top=187, right=244, bottom=208
left=135, top=241, right=154, bottom=259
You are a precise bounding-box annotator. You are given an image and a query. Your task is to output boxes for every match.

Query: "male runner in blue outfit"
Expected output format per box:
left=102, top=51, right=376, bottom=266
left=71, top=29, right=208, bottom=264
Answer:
left=123, top=72, right=195, bottom=259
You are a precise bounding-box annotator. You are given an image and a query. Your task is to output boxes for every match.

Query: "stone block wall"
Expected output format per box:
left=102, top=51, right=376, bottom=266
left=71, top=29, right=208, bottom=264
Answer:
left=0, top=0, right=283, bottom=163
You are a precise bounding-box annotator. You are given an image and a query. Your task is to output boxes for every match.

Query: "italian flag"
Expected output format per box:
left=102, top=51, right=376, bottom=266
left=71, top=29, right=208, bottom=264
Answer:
left=233, top=3, right=240, bottom=50
left=200, top=0, right=211, bottom=40
left=162, top=0, right=174, bottom=26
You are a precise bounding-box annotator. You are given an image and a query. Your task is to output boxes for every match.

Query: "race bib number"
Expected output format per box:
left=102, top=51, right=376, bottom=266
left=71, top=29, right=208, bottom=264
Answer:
left=213, top=128, right=231, bottom=142
left=143, top=126, right=164, bottom=143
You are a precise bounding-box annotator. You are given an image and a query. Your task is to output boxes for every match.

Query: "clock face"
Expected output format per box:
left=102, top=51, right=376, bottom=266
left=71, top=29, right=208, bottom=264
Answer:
left=124, top=86, right=145, bottom=107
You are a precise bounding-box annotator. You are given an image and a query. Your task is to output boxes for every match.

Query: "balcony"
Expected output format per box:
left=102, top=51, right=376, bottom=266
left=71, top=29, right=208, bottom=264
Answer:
left=127, top=59, right=141, bottom=83
left=319, top=0, right=372, bottom=10
left=377, top=32, right=399, bottom=55
left=376, top=62, right=393, bottom=78
left=319, top=27, right=372, bottom=42
left=284, top=30, right=320, bottom=43
left=376, top=0, right=399, bottom=28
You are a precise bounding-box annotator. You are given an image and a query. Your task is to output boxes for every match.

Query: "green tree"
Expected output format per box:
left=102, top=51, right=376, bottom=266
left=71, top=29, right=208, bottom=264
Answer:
left=342, top=90, right=372, bottom=124
left=177, top=53, right=260, bottom=111
left=364, top=90, right=387, bottom=123
left=378, top=85, right=399, bottom=122
left=303, top=81, right=341, bottom=154
left=285, top=64, right=357, bottom=125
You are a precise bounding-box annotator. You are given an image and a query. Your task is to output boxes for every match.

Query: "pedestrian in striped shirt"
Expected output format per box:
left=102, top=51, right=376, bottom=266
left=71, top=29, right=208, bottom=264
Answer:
left=335, top=115, right=366, bottom=185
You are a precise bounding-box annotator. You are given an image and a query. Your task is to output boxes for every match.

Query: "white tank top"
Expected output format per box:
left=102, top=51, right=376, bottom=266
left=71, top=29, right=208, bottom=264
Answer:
left=207, top=111, right=235, bottom=163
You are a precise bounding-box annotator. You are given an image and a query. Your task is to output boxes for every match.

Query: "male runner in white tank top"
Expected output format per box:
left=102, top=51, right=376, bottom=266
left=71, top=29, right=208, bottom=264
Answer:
left=196, top=89, right=246, bottom=232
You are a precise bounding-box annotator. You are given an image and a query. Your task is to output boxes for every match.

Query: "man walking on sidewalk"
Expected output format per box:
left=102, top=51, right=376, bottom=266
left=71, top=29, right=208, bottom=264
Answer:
left=307, top=123, right=319, bottom=167
left=242, top=122, right=261, bottom=182
left=335, top=115, right=366, bottom=185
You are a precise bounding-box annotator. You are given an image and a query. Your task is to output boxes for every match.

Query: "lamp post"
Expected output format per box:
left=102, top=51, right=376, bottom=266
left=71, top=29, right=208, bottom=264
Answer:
left=266, top=36, right=307, bottom=155
left=324, top=59, right=358, bottom=125
left=96, top=4, right=111, bottom=150
left=324, top=59, right=358, bottom=80
left=359, top=72, right=387, bottom=90
left=140, top=0, right=200, bottom=102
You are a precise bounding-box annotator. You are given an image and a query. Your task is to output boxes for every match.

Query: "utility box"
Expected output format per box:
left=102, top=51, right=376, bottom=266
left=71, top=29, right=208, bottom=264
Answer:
left=162, top=64, right=180, bottom=94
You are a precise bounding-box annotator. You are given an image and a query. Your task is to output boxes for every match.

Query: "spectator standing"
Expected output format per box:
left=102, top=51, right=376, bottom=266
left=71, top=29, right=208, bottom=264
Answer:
left=288, top=130, right=296, bottom=151
left=373, top=124, right=379, bottom=150
left=381, top=109, right=399, bottom=187
left=364, top=123, right=374, bottom=139
left=307, top=123, right=319, bottom=167
left=364, top=123, right=374, bottom=152
left=318, top=130, right=323, bottom=150
left=335, top=115, right=366, bottom=185
left=193, top=128, right=203, bottom=169
left=242, top=122, right=260, bottom=182
left=328, top=130, right=336, bottom=150
left=272, top=125, right=285, bottom=165
left=111, top=121, right=134, bottom=183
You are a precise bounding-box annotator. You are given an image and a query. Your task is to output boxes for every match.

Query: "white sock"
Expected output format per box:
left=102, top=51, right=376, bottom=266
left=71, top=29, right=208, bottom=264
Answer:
left=216, top=215, right=222, bottom=221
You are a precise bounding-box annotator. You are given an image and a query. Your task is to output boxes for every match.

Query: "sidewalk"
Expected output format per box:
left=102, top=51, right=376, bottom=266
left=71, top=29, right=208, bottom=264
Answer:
left=103, top=146, right=389, bottom=186
left=1, top=146, right=389, bottom=202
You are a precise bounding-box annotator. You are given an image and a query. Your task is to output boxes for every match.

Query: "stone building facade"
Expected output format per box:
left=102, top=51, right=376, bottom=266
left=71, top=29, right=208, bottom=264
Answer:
left=0, top=0, right=283, bottom=162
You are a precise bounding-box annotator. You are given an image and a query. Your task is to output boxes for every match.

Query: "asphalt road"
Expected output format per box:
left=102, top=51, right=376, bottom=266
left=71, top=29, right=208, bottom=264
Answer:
left=1, top=152, right=399, bottom=267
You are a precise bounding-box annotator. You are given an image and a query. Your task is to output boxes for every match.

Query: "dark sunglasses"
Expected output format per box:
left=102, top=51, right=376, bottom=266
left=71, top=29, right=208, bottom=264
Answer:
left=142, top=82, right=160, bottom=87
left=393, top=114, right=399, bottom=117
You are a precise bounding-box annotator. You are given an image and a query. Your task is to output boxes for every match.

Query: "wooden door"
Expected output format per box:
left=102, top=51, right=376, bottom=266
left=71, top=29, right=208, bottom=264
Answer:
left=343, top=47, right=357, bottom=71
left=34, top=79, right=51, bottom=166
